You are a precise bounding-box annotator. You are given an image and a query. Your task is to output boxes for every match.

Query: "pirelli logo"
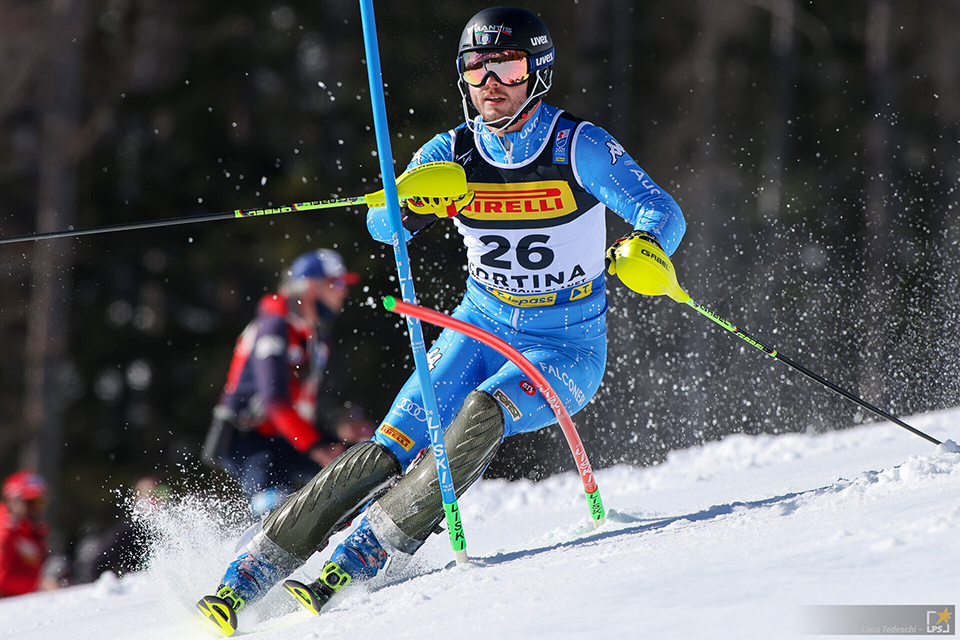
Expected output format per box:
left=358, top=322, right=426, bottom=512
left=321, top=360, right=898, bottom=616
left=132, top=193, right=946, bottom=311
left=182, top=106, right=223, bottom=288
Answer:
left=460, top=180, right=577, bottom=220
left=378, top=423, right=414, bottom=451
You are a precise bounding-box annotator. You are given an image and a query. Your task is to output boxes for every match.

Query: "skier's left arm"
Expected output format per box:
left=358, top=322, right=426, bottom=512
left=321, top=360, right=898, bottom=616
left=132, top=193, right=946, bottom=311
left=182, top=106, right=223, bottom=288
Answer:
left=573, top=124, right=686, bottom=256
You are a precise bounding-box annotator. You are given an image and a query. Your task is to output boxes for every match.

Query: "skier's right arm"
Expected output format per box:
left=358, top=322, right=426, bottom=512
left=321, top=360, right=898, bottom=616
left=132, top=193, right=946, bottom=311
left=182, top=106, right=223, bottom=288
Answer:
left=366, top=131, right=457, bottom=244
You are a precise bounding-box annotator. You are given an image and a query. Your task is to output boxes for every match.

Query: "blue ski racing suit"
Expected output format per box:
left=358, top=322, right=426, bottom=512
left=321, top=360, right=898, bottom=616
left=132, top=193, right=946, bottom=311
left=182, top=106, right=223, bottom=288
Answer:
left=207, top=104, right=687, bottom=624
left=367, top=103, right=686, bottom=468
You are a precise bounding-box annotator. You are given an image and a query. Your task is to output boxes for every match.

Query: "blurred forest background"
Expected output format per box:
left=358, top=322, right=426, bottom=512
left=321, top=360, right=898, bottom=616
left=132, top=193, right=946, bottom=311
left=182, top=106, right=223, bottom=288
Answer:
left=1, top=0, right=959, bottom=565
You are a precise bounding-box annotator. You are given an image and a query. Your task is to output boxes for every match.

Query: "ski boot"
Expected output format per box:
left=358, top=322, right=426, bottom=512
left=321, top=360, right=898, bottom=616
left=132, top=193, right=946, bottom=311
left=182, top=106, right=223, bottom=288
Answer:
left=283, top=561, right=353, bottom=615
left=283, top=518, right=388, bottom=615
left=196, top=545, right=288, bottom=636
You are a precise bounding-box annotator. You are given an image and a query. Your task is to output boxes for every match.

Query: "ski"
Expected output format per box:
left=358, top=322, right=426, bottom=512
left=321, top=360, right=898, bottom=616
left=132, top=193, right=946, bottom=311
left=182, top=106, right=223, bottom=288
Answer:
left=282, top=579, right=328, bottom=616
left=283, top=561, right=351, bottom=616
left=196, top=595, right=239, bottom=636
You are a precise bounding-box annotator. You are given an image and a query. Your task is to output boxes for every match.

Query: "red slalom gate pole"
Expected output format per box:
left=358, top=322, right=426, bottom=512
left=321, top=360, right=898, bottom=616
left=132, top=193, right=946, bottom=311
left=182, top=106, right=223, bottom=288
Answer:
left=383, top=296, right=605, bottom=527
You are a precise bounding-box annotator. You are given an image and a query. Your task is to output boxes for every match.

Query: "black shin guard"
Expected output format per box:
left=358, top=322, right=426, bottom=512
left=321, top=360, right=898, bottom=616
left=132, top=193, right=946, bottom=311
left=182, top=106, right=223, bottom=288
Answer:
left=262, top=441, right=401, bottom=561
left=371, top=390, right=505, bottom=553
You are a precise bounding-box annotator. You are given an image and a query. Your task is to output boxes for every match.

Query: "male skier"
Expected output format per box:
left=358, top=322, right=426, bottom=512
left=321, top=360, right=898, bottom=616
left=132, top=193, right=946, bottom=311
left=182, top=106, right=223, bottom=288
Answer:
left=198, top=7, right=686, bottom=635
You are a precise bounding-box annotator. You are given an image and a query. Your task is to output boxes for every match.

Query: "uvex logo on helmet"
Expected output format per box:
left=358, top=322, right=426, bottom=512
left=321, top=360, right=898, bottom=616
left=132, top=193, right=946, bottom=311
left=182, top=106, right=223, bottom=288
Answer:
left=534, top=51, right=554, bottom=67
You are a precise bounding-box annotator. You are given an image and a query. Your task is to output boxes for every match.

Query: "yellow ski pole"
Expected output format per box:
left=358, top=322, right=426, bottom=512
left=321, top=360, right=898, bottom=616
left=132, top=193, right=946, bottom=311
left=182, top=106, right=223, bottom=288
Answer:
left=609, top=236, right=942, bottom=446
left=0, top=161, right=466, bottom=245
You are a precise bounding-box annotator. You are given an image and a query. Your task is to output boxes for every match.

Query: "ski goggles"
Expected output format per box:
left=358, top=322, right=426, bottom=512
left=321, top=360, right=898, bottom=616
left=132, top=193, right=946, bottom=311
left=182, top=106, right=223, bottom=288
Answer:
left=309, top=272, right=360, bottom=290
left=327, top=273, right=360, bottom=289
left=459, top=49, right=534, bottom=87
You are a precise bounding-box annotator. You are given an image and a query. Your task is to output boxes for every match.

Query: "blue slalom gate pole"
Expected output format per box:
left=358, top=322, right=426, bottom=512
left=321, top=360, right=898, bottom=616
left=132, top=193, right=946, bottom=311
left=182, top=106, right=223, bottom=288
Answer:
left=357, top=0, right=468, bottom=564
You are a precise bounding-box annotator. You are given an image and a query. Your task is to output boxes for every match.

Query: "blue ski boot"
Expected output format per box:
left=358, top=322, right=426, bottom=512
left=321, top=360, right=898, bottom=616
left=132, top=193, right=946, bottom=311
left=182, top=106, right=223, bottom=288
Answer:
left=329, top=518, right=389, bottom=580
left=283, top=518, right=388, bottom=615
left=197, top=533, right=296, bottom=636
left=219, top=548, right=288, bottom=609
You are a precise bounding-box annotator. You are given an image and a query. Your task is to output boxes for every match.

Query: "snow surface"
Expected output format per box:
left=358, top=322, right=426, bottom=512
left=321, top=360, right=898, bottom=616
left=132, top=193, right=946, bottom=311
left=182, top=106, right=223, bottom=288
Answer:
left=2, top=410, right=958, bottom=640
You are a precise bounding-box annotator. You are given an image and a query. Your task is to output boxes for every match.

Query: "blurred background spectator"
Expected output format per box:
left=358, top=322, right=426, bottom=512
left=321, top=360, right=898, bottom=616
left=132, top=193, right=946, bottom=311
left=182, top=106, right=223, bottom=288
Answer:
left=0, top=470, right=56, bottom=597
left=201, top=248, right=374, bottom=516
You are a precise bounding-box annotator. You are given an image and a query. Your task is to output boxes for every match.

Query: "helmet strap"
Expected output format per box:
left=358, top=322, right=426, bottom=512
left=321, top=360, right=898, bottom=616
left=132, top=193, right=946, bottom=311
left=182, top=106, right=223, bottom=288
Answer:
left=460, top=68, right=552, bottom=135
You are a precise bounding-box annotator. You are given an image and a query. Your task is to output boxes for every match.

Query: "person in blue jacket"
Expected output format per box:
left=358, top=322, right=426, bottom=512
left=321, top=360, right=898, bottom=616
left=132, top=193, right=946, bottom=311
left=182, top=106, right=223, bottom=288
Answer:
left=198, top=7, right=685, bottom=633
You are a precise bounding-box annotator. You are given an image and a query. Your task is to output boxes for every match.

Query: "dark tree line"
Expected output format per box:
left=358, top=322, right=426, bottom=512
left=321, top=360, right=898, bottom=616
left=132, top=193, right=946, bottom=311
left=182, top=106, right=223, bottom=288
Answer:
left=1, top=0, right=958, bottom=557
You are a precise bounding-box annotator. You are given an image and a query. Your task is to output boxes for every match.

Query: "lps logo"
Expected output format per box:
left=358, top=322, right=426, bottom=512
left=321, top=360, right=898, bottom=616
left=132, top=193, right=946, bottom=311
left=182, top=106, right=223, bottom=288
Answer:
left=927, top=607, right=953, bottom=634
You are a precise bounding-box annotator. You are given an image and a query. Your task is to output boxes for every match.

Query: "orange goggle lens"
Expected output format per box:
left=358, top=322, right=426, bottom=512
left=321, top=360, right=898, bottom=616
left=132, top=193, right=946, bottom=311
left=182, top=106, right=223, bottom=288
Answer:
left=459, top=50, right=530, bottom=87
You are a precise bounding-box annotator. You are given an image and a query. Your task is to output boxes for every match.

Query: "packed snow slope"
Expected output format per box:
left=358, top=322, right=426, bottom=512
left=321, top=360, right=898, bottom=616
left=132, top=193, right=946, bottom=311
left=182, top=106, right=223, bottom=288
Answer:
left=2, top=409, right=958, bottom=640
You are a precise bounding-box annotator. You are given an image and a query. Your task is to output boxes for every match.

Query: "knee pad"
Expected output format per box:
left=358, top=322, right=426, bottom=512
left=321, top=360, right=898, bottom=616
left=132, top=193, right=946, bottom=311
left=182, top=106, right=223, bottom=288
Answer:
left=262, top=441, right=401, bottom=561
left=371, top=389, right=504, bottom=554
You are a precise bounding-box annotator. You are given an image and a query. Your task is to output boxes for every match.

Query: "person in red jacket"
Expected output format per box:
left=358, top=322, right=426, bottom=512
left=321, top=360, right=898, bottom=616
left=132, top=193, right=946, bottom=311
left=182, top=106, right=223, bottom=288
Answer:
left=0, top=470, right=49, bottom=597
left=202, top=249, right=374, bottom=515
